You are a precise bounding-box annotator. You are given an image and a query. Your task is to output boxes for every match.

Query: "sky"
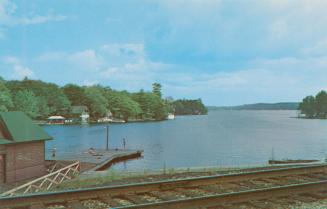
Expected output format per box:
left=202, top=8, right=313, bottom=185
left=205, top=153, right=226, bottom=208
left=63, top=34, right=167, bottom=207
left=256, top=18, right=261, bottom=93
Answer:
left=1, top=0, right=327, bottom=106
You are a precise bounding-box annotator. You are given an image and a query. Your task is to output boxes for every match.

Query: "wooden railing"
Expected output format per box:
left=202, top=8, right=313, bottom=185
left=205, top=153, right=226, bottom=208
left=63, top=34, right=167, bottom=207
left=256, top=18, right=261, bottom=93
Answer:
left=2, top=161, right=80, bottom=197
left=47, top=161, right=66, bottom=173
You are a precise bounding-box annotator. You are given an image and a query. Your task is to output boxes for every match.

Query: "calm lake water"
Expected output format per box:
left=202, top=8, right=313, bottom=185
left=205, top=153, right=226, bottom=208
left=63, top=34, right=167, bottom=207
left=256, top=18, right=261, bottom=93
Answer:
left=44, top=110, right=327, bottom=170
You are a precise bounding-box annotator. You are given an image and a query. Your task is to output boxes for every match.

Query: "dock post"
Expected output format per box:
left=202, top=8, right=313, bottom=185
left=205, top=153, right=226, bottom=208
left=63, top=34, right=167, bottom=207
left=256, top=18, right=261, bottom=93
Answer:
left=106, top=124, right=109, bottom=151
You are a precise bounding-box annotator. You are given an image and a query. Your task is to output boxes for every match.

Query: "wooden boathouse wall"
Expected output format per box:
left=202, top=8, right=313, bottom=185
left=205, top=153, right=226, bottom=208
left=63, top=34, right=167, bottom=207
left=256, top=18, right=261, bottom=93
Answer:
left=0, top=111, right=52, bottom=184
left=0, top=141, right=46, bottom=183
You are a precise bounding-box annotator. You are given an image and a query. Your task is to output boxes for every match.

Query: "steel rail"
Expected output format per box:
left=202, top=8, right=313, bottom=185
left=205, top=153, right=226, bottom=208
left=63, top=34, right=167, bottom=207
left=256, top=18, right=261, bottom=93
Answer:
left=0, top=164, right=326, bottom=208
left=115, top=180, right=327, bottom=209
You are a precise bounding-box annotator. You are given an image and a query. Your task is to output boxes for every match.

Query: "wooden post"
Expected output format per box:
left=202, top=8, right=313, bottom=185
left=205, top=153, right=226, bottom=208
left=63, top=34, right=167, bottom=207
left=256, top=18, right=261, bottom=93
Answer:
left=106, top=124, right=109, bottom=151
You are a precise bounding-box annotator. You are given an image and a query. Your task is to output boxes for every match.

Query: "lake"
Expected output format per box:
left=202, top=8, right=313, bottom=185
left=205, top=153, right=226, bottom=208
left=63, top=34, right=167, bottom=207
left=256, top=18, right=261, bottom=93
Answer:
left=44, top=110, right=327, bottom=171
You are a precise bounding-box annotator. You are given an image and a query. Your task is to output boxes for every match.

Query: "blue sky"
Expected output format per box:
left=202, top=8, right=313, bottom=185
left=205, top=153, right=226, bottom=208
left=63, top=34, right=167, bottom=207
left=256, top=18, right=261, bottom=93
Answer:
left=1, top=0, right=327, bottom=106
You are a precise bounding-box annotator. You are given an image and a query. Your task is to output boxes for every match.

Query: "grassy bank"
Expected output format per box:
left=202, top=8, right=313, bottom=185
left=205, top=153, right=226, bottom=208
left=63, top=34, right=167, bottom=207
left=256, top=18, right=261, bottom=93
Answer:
left=53, top=164, right=300, bottom=191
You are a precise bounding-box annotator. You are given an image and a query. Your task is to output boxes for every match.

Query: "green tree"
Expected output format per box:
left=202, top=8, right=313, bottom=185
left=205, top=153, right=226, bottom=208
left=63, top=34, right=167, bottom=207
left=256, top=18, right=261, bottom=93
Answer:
left=173, top=99, right=208, bottom=115
left=132, top=90, right=150, bottom=119
left=117, top=94, right=142, bottom=121
left=14, top=90, right=39, bottom=118
left=0, top=81, right=13, bottom=112
left=152, top=83, right=162, bottom=98
left=63, top=84, right=88, bottom=106
left=85, top=86, right=108, bottom=118
left=133, top=91, right=167, bottom=120
left=299, top=96, right=316, bottom=118
left=315, top=91, right=327, bottom=118
left=36, top=97, right=50, bottom=118
left=6, top=79, right=70, bottom=116
left=104, top=89, right=142, bottom=121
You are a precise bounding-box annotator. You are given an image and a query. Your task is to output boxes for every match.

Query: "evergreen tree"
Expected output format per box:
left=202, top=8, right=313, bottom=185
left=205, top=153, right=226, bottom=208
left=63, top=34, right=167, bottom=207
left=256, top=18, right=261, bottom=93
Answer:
left=315, top=91, right=327, bottom=118
left=152, top=83, right=162, bottom=98
left=299, top=96, right=316, bottom=118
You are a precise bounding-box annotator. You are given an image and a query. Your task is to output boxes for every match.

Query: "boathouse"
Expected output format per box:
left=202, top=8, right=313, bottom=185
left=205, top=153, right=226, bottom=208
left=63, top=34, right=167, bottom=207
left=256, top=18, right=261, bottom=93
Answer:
left=47, top=115, right=65, bottom=124
left=71, top=106, right=89, bottom=123
left=0, top=111, right=52, bottom=184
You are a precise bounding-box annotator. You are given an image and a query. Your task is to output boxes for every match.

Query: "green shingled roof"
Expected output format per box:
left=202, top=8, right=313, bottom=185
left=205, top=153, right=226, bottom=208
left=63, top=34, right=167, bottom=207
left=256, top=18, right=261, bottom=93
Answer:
left=0, top=111, right=52, bottom=144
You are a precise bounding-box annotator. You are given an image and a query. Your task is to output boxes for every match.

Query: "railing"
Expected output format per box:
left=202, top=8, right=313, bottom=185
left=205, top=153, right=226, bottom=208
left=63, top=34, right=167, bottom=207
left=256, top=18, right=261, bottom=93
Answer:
left=2, top=161, right=80, bottom=197
left=47, top=161, right=67, bottom=173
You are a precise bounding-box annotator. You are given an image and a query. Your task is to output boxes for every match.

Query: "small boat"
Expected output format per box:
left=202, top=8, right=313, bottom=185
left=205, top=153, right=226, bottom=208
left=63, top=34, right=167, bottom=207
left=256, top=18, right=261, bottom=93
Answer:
left=167, top=113, right=175, bottom=120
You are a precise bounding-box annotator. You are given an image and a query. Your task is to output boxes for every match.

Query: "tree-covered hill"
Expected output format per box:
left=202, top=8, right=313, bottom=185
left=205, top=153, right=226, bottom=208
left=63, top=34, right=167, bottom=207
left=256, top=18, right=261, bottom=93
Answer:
left=0, top=77, right=206, bottom=121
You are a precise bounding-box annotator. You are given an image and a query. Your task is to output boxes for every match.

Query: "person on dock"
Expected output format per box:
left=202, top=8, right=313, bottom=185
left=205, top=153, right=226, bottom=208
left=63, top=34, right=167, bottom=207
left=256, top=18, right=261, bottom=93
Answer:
left=123, top=138, right=126, bottom=150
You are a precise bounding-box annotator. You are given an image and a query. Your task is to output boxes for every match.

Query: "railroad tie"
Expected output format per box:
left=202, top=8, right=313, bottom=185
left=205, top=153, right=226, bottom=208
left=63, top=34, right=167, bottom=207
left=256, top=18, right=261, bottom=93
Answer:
left=249, top=199, right=278, bottom=208
left=98, top=195, right=122, bottom=207
left=68, top=200, right=88, bottom=209
left=123, top=193, right=147, bottom=204
left=30, top=203, right=45, bottom=209
left=306, top=192, right=327, bottom=199
left=292, top=194, right=318, bottom=202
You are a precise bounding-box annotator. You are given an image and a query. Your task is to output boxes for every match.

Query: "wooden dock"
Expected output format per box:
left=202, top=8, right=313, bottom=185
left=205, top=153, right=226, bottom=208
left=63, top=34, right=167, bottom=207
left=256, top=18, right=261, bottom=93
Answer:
left=47, top=149, right=143, bottom=171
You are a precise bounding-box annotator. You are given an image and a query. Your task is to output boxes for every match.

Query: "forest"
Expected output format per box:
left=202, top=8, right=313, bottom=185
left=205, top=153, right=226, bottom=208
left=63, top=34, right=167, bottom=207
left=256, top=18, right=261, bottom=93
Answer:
left=0, top=77, right=207, bottom=122
left=173, top=99, right=208, bottom=115
left=299, top=90, right=327, bottom=119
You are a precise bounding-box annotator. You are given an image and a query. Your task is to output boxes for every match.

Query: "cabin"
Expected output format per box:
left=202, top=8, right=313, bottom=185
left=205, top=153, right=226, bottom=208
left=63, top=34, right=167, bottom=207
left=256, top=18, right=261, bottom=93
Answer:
left=0, top=112, right=52, bottom=184
left=71, top=106, right=90, bottom=123
left=47, top=115, right=65, bottom=124
left=97, top=110, right=113, bottom=123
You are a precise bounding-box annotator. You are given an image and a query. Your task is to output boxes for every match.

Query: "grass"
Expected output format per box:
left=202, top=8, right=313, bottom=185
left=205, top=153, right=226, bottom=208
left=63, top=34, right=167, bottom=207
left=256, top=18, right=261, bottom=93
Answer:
left=53, top=164, right=273, bottom=191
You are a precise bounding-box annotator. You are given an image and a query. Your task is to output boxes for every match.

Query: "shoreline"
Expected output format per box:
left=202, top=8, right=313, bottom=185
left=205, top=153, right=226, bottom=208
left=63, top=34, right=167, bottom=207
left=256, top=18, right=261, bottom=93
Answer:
left=35, top=113, right=210, bottom=126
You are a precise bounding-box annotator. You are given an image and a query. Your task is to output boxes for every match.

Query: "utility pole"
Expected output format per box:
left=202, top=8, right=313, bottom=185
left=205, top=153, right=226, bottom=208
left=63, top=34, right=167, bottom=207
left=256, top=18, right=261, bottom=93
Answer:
left=106, top=123, right=109, bottom=151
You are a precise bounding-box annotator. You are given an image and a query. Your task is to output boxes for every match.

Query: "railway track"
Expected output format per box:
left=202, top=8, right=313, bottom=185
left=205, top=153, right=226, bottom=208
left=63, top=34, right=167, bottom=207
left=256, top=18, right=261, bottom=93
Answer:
left=1, top=164, right=327, bottom=209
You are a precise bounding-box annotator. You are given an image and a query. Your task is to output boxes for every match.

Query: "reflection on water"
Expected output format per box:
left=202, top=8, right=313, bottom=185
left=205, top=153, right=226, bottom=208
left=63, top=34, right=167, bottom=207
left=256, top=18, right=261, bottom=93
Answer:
left=44, top=110, right=327, bottom=170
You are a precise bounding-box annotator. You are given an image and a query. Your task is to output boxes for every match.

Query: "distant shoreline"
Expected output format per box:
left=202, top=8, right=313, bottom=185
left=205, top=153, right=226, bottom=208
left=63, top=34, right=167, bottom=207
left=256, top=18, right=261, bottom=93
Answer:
left=207, top=102, right=299, bottom=111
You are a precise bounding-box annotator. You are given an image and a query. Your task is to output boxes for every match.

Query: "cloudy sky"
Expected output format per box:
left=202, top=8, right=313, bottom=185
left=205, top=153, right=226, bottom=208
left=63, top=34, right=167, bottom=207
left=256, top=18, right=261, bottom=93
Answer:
left=1, top=0, right=327, bottom=105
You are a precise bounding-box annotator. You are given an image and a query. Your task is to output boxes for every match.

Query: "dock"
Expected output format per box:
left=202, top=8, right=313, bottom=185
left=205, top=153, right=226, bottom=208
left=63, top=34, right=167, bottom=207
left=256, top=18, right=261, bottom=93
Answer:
left=47, top=149, right=143, bottom=172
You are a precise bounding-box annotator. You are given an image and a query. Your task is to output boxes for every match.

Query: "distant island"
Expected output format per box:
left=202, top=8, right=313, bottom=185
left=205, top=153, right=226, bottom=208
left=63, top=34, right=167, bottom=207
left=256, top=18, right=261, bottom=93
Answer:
left=208, top=102, right=299, bottom=111
left=298, top=90, right=327, bottom=119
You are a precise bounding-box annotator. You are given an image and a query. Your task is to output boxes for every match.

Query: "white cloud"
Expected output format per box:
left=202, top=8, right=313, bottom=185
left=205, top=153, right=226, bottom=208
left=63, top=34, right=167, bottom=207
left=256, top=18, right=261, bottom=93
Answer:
left=37, top=50, right=103, bottom=72
left=13, top=65, right=34, bottom=79
left=3, top=56, right=35, bottom=80
left=35, top=43, right=170, bottom=90
left=37, top=52, right=67, bottom=62
left=68, top=50, right=103, bottom=71
left=3, top=55, right=19, bottom=64
left=17, top=14, right=66, bottom=25
left=152, top=0, right=327, bottom=58
left=161, top=0, right=223, bottom=13
left=301, top=38, right=327, bottom=56
left=0, top=0, right=66, bottom=38
left=33, top=41, right=327, bottom=101
left=83, top=80, right=100, bottom=86
left=101, top=43, right=145, bottom=57
left=269, top=20, right=288, bottom=40
left=0, top=0, right=15, bottom=24
left=155, top=55, right=327, bottom=104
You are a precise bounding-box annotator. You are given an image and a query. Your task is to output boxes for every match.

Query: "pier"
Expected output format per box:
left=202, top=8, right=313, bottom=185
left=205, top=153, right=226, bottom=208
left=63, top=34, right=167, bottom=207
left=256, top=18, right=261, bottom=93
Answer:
left=47, top=149, right=143, bottom=172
